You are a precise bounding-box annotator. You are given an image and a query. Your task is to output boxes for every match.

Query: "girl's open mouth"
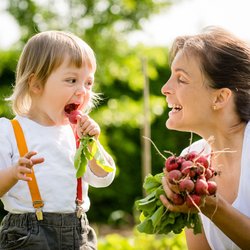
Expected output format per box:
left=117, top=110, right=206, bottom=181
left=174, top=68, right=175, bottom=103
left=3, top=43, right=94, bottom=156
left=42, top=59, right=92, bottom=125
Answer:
left=64, top=103, right=80, bottom=116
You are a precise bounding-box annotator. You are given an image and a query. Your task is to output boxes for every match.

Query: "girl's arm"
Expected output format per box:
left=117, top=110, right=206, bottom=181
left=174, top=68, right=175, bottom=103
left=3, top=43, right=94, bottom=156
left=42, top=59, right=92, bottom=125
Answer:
left=76, top=114, right=115, bottom=177
left=88, top=142, right=115, bottom=177
left=0, top=151, right=44, bottom=197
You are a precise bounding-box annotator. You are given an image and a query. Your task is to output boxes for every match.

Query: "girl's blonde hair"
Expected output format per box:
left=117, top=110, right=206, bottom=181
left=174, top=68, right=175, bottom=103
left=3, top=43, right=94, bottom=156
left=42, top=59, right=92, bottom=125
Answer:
left=8, top=30, right=97, bottom=115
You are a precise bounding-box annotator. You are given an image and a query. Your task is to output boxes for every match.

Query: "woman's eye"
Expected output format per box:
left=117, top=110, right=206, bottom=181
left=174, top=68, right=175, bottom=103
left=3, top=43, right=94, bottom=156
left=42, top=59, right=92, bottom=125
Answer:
left=177, top=77, right=186, bottom=84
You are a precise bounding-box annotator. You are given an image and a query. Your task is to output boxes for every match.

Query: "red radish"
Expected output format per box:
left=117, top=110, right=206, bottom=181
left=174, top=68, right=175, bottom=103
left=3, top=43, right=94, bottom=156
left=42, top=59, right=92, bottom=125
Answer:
left=66, top=110, right=82, bottom=124
left=168, top=170, right=182, bottom=184
left=185, top=151, right=198, bottom=161
left=195, top=165, right=205, bottom=176
left=195, top=178, right=208, bottom=195
left=177, top=156, right=185, bottom=166
left=179, top=179, right=195, bottom=193
left=195, top=155, right=209, bottom=169
left=172, top=193, right=184, bottom=205
left=186, top=194, right=202, bottom=208
left=180, top=160, right=193, bottom=176
left=205, top=168, right=213, bottom=180
left=165, top=156, right=179, bottom=172
left=207, top=181, right=217, bottom=195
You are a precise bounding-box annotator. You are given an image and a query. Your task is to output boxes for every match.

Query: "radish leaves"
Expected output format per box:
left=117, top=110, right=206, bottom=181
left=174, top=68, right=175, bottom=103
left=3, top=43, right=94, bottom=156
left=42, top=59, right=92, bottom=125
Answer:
left=74, top=135, right=114, bottom=178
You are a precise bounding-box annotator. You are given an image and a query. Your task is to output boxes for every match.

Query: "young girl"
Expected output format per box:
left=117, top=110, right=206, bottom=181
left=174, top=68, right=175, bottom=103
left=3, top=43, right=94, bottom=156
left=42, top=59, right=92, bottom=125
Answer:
left=160, top=26, right=250, bottom=249
left=0, top=31, right=116, bottom=249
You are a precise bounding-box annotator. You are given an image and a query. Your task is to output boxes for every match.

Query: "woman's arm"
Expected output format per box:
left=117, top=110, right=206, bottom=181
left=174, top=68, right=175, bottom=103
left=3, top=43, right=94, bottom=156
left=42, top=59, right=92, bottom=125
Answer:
left=161, top=174, right=250, bottom=249
left=201, top=194, right=250, bottom=249
left=185, top=228, right=211, bottom=250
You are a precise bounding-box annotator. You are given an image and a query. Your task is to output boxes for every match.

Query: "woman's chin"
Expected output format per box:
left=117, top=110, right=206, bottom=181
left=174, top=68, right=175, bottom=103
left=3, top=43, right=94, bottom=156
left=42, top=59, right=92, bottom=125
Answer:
left=166, top=119, right=182, bottom=131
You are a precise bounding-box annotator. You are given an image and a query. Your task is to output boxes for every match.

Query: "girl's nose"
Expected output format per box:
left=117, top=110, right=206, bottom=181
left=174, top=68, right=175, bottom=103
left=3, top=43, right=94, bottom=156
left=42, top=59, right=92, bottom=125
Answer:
left=75, top=85, right=87, bottom=96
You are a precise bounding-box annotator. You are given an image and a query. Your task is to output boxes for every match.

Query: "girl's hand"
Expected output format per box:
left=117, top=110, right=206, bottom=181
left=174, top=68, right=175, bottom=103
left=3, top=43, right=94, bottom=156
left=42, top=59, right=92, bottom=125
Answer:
left=76, top=114, right=100, bottom=139
left=12, top=151, right=44, bottom=182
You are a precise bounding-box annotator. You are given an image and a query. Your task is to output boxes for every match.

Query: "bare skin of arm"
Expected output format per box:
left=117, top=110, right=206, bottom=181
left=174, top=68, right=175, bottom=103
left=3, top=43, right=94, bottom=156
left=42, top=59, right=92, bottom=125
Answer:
left=185, top=228, right=211, bottom=250
left=201, top=195, right=250, bottom=249
left=0, top=151, right=44, bottom=197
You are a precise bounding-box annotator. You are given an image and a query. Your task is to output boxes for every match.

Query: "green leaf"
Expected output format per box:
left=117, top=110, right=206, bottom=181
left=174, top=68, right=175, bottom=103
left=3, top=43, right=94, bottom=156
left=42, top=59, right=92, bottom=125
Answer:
left=74, top=142, right=84, bottom=170
left=74, top=136, right=114, bottom=178
left=143, top=174, right=163, bottom=194
left=135, top=171, right=203, bottom=236
left=76, top=154, right=87, bottom=178
left=150, top=205, right=165, bottom=229
left=136, top=217, right=154, bottom=234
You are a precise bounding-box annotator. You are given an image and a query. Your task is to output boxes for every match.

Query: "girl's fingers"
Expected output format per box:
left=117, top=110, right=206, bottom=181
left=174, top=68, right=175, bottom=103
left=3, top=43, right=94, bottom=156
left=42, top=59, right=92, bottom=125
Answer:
left=31, top=157, right=44, bottom=165
left=24, top=151, right=37, bottom=159
left=77, top=115, right=100, bottom=138
left=18, top=158, right=33, bottom=168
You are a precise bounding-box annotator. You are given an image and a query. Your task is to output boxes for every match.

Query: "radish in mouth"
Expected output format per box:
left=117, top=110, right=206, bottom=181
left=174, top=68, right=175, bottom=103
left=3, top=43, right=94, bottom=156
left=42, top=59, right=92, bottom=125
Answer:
left=64, top=103, right=81, bottom=124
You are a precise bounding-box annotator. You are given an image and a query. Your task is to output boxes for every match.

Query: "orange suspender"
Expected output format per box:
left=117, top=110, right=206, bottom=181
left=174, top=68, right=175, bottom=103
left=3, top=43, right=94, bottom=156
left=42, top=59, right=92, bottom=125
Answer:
left=10, top=119, right=44, bottom=220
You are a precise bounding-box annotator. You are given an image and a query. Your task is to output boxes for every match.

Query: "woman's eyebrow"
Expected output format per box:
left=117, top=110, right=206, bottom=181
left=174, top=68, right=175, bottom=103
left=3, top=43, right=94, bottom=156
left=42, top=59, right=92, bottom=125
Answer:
left=174, top=68, right=190, bottom=77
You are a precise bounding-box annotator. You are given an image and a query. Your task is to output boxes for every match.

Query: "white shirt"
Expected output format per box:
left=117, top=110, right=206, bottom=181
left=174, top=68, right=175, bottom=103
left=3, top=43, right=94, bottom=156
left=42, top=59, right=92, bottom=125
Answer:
left=181, top=122, right=250, bottom=250
left=0, top=115, right=116, bottom=213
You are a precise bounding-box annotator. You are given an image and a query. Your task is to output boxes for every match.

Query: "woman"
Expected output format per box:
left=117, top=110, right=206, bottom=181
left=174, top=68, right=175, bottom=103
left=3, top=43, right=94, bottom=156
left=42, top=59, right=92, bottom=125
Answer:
left=160, top=26, right=250, bottom=249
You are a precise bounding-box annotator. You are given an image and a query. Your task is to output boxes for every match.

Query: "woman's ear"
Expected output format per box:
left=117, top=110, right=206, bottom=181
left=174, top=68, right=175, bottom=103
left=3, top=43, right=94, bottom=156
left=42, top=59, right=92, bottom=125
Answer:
left=212, top=88, right=232, bottom=110
left=28, top=74, right=42, bottom=94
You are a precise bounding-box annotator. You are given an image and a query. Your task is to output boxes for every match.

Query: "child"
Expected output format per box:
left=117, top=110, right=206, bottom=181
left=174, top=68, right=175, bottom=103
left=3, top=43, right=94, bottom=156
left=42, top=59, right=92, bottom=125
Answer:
left=0, top=30, right=116, bottom=249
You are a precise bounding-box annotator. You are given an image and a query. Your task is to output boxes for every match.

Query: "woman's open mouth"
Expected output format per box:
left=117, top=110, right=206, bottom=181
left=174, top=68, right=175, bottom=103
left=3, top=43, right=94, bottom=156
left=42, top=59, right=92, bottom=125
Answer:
left=168, top=104, right=183, bottom=114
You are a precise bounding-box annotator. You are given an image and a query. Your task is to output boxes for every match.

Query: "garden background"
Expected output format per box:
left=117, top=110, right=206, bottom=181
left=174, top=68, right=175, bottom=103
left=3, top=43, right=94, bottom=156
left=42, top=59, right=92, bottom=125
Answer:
left=0, top=0, right=199, bottom=249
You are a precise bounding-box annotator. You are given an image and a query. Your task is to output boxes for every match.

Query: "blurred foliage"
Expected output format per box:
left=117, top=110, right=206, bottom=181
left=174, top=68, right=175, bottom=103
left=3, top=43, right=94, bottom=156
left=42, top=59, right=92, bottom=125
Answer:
left=0, top=0, right=198, bottom=229
left=97, top=229, right=187, bottom=250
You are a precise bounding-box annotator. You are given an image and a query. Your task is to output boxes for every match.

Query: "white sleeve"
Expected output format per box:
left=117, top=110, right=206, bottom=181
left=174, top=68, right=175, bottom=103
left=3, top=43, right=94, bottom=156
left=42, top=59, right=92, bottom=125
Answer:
left=180, top=139, right=210, bottom=156
left=82, top=141, right=116, bottom=187
left=0, top=118, right=14, bottom=170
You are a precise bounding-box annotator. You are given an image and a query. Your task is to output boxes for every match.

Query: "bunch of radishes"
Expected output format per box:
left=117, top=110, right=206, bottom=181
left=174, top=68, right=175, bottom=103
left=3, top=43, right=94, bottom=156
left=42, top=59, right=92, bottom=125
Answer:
left=165, top=151, right=217, bottom=208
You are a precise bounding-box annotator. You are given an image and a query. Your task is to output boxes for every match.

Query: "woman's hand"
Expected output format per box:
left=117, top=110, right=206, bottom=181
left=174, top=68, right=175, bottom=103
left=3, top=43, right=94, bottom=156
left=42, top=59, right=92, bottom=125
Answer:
left=160, top=168, right=199, bottom=213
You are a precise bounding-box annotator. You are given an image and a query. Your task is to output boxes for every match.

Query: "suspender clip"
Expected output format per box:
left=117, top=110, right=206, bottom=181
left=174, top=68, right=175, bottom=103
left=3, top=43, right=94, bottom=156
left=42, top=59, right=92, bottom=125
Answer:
left=35, top=207, right=43, bottom=221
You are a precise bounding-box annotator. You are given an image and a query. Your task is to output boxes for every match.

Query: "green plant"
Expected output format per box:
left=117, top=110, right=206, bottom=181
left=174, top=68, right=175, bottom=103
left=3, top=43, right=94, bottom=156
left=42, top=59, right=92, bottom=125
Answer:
left=97, top=228, right=187, bottom=250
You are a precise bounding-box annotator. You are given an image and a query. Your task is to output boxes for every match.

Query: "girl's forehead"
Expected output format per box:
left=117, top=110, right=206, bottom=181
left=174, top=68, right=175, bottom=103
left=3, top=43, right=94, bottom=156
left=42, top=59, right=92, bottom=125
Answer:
left=58, top=53, right=96, bottom=72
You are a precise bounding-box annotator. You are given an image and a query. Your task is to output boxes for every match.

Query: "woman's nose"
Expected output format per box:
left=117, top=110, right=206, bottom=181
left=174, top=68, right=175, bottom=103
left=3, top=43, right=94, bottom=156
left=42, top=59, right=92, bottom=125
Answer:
left=161, top=80, right=173, bottom=96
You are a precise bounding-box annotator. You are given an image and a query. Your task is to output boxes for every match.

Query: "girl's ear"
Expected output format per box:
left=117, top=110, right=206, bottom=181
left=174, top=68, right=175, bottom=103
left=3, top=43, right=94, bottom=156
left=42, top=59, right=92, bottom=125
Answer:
left=28, top=74, right=42, bottom=94
left=212, top=88, right=232, bottom=110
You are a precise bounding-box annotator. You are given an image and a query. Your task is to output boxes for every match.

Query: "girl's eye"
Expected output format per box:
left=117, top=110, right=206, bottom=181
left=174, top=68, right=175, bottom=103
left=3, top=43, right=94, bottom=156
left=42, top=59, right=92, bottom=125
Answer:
left=85, top=81, right=93, bottom=89
left=66, top=79, right=77, bottom=84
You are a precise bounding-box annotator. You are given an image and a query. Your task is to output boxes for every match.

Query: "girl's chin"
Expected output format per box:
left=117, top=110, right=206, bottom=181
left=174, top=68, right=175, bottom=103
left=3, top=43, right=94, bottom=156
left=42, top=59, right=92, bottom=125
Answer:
left=62, top=117, right=71, bottom=125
